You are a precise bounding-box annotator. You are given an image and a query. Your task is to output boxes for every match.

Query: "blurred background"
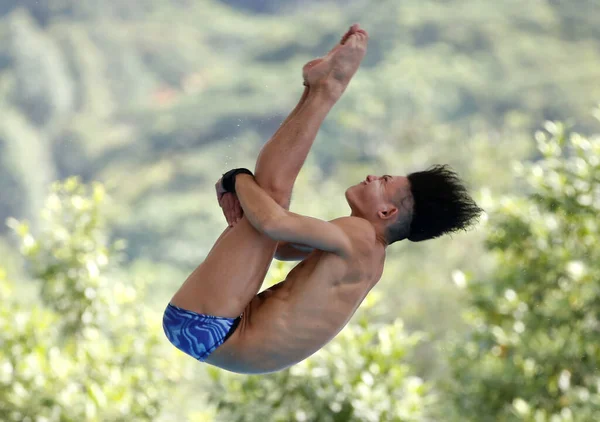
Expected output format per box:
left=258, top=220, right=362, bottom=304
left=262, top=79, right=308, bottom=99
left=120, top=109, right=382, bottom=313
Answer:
left=1, top=0, right=599, bottom=420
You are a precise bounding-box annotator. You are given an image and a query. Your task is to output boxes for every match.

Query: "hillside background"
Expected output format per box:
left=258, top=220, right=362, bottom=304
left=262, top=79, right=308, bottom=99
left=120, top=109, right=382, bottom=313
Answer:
left=1, top=0, right=599, bottom=420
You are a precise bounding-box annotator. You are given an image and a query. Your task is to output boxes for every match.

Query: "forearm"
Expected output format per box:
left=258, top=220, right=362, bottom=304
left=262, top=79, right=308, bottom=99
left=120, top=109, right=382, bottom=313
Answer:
left=234, top=174, right=287, bottom=236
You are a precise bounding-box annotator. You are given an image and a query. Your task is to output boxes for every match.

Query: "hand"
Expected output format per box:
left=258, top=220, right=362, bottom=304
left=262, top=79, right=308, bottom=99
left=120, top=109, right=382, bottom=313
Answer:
left=216, top=177, right=243, bottom=227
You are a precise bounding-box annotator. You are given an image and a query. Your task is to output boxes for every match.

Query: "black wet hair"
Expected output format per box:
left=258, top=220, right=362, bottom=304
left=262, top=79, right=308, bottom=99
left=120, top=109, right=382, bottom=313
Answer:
left=386, top=164, right=484, bottom=244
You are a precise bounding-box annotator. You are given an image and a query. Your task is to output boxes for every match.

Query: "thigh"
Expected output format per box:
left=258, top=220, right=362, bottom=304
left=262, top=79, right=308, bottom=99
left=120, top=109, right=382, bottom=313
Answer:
left=169, top=217, right=279, bottom=318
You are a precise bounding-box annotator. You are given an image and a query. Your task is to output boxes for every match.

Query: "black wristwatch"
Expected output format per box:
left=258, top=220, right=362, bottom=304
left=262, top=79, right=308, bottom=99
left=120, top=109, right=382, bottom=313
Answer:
left=222, top=168, right=254, bottom=194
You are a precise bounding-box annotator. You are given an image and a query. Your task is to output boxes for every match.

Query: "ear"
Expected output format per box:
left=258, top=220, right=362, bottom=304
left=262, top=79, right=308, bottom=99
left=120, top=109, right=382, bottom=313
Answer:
left=377, top=205, right=399, bottom=221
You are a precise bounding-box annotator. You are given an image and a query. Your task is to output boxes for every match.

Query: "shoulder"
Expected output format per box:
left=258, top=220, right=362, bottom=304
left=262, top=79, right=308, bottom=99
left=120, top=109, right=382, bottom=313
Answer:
left=332, top=216, right=375, bottom=232
left=331, top=217, right=377, bottom=247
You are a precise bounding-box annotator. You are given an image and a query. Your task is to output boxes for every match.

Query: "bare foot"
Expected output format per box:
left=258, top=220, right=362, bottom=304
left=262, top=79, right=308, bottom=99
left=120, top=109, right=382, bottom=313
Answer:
left=302, top=24, right=361, bottom=84
left=302, top=24, right=369, bottom=98
left=302, top=25, right=358, bottom=83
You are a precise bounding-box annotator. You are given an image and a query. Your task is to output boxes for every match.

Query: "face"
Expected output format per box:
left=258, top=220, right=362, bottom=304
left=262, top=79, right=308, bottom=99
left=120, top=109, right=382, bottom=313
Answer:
left=345, top=174, right=412, bottom=222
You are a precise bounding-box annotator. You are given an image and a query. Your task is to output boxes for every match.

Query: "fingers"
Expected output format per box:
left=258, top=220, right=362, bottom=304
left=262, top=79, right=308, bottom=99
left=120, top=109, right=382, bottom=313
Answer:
left=219, top=193, right=234, bottom=227
left=219, top=192, right=244, bottom=227
left=226, top=195, right=236, bottom=227
left=234, top=199, right=243, bottom=222
left=223, top=194, right=231, bottom=225
left=228, top=194, right=243, bottom=225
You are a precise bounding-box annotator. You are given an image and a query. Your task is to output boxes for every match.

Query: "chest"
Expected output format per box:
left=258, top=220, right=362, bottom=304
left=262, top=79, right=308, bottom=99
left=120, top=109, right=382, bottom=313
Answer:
left=286, top=246, right=383, bottom=292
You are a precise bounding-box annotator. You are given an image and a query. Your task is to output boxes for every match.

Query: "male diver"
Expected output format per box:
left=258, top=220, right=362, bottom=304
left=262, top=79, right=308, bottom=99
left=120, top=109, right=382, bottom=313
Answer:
left=163, top=24, right=483, bottom=374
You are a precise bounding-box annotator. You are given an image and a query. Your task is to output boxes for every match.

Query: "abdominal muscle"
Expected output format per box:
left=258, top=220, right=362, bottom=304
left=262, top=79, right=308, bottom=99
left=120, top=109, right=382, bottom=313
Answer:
left=230, top=247, right=383, bottom=374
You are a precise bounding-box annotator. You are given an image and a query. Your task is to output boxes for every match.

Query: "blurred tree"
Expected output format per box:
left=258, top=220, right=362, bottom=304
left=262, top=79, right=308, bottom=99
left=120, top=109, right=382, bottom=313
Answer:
left=0, top=2, right=599, bottom=417
left=0, top=0, right=170, bottom=25
left=0, top=9, right=66, bottom=234
left=2, top=0, right=600, bottom=265
left=0, top=177, right=183, bottom=421
left=219, top=0, right=319, bottom=14
left=206, top=275, right=435, bottom=422
left=6, top=10, right=74, bottom=131
left=441, top=113, right=600, bottom=421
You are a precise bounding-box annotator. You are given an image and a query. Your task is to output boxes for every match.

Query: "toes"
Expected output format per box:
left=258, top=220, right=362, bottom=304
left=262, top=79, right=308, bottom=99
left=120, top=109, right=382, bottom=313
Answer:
left=341, top=23, right=360, bottom=44
left=338, top=25, right=367, bottom=49
left=340, top=32, right=352, bottom=45
left=348, top=32, right=361, bottom=45
left=349, top=31, right=368, bottom=47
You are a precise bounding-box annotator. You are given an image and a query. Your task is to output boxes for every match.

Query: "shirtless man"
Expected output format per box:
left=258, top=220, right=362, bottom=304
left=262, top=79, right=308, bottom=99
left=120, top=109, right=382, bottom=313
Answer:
left=163, top=24, right=483, bottom=374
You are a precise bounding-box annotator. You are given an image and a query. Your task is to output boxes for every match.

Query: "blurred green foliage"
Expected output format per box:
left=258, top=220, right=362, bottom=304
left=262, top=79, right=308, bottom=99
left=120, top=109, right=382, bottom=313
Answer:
left=0, top=0, right=599, bottom=420
left=442, top=115, right=600, bottom=421
left=0, top=178, right=183, bottom=421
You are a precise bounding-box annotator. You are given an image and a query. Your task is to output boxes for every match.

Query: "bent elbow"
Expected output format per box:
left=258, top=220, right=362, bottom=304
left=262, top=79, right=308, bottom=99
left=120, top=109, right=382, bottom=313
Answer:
left=262, top=212, right=289, bottom=241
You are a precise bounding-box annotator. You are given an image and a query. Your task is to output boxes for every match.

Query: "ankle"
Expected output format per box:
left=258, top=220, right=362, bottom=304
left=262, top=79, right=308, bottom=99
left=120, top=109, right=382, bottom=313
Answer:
left=307, top=82, right=345, bottom=104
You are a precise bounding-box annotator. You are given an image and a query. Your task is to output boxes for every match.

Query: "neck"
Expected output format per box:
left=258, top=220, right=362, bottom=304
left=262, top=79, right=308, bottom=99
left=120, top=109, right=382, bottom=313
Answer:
left=349, top=210, right=389, bottom=247
left=372, top=219, right=390, bottom=247
left=375, top=231, right=389, bottom=248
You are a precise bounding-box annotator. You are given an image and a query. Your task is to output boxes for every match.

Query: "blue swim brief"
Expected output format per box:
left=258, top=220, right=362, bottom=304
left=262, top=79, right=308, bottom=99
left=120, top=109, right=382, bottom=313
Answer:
left=162, top=303, right=241, bottom=362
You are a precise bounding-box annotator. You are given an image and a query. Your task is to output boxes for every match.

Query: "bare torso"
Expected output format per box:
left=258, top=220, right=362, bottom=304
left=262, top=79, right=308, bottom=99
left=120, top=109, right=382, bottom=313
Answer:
left=206, top=217, right=385, bottom=374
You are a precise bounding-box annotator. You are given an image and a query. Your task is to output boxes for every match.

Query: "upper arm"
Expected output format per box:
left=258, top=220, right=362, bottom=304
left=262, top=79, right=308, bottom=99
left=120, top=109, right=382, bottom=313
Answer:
left=265, top=212, right=353, bottom=258
left=274, top=242, right=314, bottom=261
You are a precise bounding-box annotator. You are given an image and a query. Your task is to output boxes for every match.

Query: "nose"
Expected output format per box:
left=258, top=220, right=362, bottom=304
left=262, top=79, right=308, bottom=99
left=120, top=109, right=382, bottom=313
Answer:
left=366, top=175, right=377, bottom=183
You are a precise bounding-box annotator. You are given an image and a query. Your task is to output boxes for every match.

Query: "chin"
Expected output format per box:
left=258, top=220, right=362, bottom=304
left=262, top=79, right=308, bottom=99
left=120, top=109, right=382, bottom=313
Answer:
left=344, top=186, right=357, bottom=210
left=344, top=185, right=355, bottom=201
